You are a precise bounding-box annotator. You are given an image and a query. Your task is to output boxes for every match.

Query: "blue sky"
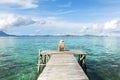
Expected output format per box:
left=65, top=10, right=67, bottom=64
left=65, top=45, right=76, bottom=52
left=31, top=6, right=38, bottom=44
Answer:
left=0, top=0, right=120, bottom=36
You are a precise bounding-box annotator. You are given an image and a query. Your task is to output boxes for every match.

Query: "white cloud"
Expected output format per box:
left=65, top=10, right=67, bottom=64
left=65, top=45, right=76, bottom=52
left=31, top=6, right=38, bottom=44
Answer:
left=39, top=17, right=81, bottom=28
left=37, top=17, right=102, bottom=35
left=104, top=19, right=120, bottom=30
left=0, top=13, right=38, bottom=30
left=37, top=17, right=120, bottom=35
left=79, top=27, right=87, bottom=33
left=92, top=23, right=99, bottom=30
left=0, top=0, right=38, bottom=9
left=1, top=13, right=119, bottom=36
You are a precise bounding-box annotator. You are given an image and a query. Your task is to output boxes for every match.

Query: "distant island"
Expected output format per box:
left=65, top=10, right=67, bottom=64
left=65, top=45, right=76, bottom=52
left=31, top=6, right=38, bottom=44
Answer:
left=0, top=31, right=17, bottom=37
left=0, top=31, right=109, bottom=37
left=0, top=31, right=75, bottom=37
left=0, top=31, right=11, bottom=36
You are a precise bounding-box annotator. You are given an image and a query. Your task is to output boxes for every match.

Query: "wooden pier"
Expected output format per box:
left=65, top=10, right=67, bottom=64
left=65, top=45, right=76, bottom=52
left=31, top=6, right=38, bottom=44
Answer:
left=37, top=50, right=88, bottom=80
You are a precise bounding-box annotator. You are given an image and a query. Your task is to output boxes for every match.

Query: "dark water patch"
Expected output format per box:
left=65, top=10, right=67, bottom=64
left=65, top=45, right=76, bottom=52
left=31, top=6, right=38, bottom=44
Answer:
left=87, top=69, right=104, bottom=80
left=87, top=59, right=101, bottom=65
left=87, top=58, right=120, bottom=80
left=0, top=66, right=20, bottom=79
left=95, top=69, right=120, bottom=80
left=0, top=61, right=37, bottom=80
left=0, top=54, right=12, bottom=57
left=2, top=59, right=15, bottom=63
left=87, top=64, right=120, bottom=80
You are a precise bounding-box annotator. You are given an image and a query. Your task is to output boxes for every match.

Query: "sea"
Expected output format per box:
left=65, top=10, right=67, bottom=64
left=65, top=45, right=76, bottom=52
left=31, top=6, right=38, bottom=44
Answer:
left=0, top=36, right=120, bottom=80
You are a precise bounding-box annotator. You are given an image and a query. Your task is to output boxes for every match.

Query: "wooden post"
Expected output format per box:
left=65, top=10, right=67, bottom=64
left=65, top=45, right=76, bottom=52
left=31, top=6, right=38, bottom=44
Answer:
left=44, top=54, right=49, bottom=64
left=79, top=55, right=83, bottom=66
left=38, top=50, right=51, bottom=74
left=78, top=54, right=81, bottom=65
left=45, top=54, right=47, bottom=64
left=79, top=54, right=86, bottom=68
left=37, top=50, right=42, bottom=73
left=83, top=54, right=86, bottom=68
left=46, top=54, right=50, bottom=63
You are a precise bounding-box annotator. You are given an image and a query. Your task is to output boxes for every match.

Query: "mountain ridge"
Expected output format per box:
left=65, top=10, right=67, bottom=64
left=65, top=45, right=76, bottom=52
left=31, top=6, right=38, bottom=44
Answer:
left=0, top=31, right=10, bottom=36
left=0, top=31, right=17, bottom=37
left=0, top=31, right=110, bottom=37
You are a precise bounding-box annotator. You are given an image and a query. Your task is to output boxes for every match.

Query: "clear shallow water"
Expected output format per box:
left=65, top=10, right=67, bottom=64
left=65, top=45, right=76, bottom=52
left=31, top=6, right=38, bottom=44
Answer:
left=0, top=36, right=120, bottom=80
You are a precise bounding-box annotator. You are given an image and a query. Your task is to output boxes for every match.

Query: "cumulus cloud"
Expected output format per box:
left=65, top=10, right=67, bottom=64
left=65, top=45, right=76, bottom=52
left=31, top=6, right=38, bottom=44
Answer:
left=79, top=27, right=88, bottom=33
left=1, top=13, right=119, bottom=36
left=39, top=17, right=81, bottom=28
left=92, top=23, right=99, bottom=30
left=0, top=13, right=38, bottom=30
left=37, top=17, right=120, bottom=35
left=104, top=19, right=120, bottom=30
left=37, top=17, right=102, bottom=35
left=0, top=0, right=38, bottom=9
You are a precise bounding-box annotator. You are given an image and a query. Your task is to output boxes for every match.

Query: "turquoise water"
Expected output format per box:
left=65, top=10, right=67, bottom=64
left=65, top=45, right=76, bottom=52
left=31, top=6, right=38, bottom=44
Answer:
left=0, top=36, right=120, bottom=80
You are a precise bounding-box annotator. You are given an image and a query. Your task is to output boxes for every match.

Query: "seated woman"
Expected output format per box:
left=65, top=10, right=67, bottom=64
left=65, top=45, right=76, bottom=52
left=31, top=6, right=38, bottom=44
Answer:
left=58, top=40, right=65, bottom=51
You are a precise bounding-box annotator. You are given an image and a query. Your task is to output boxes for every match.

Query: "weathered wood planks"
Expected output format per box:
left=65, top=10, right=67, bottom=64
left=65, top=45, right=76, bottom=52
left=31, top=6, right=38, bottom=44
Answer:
left=37, top=52, right=88, bottom=80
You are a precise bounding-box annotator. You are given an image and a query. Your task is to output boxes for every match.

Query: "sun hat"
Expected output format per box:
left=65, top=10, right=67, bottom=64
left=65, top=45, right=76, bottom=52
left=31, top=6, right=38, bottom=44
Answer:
left=60, top=40, right=64, bottom=43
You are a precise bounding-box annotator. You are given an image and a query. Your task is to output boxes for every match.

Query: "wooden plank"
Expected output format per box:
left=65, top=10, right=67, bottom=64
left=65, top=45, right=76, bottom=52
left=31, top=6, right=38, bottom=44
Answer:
left=69, top=50, right=87, bottom=55
left=37, top=53, right=88, bottom=80
left=41, top=50, right=86, bottom=55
